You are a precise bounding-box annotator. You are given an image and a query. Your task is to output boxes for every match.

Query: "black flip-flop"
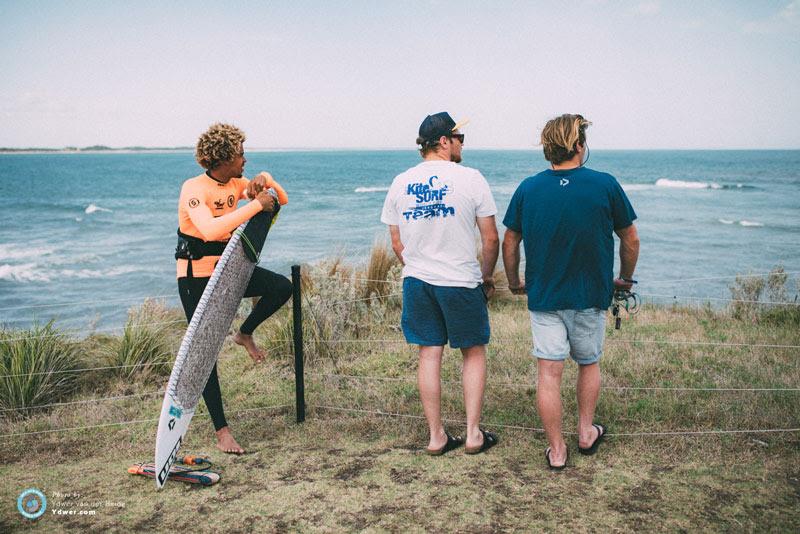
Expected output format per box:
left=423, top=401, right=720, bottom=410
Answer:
left=426, top=432, right=464, bottom=456
left=578, top=423, right=606, bottom=456
left=545, top=447, right=568, bottom=470
left=464, top=429, right=499, bottom=455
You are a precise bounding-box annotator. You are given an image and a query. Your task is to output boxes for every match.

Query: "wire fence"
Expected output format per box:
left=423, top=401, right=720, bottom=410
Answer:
left=0, top=403, right=292, bottom=439
left=309, top=405, right=800, bottom=437
left=3, top=268, right=799, bottom=317
left=1, top=268, right=798, bottom=442
left=307, top=372, right=800, bottom=392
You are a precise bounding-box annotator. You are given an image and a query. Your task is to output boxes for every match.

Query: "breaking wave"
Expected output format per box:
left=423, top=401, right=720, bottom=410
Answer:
left=354, top=186, right=390, bottom=193
left=85, top=203, right=113, bottom=214
left=0, top=264, right=144, bottom=283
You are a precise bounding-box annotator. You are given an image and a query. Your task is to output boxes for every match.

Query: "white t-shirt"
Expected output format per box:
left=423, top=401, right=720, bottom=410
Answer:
left=381, top=160, right=497, bottom=287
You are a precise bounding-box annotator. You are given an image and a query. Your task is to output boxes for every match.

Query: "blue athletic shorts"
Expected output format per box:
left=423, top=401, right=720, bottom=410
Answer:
left=401, top=277, right=490, bottom=348
left=529, top=308, right=606, bottom=365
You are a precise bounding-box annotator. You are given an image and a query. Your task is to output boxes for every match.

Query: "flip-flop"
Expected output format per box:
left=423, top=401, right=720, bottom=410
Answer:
left=464, top=429, right=499, bottom=455
left=545, top=447, right=568, bottom=471
left=426, top=432, right=464, bottom=456
left=578, top=423, right=606, bottom=456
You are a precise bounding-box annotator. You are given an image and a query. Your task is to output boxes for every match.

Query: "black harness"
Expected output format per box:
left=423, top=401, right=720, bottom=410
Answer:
left=175, top=230, right=228, bottom=278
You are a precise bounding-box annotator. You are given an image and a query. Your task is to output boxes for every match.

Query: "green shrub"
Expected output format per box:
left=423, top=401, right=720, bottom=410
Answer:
left=729, top=266, right=800, bottom=324
left=109, top=299, right=175, bottom=379
left=0, top=321, right=82, bottom=416
left=289, top=248, right=402, bottom=366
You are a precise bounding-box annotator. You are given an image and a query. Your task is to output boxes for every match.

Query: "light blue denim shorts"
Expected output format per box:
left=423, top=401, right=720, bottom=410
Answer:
left=529, top=308, right=606, bottom=365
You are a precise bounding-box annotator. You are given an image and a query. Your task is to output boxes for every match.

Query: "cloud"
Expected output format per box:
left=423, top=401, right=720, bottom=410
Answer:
left=743, top=1, right=800, bottom=34
left=780, top=0, right=799, bottom=22
left=680, top=18, right=704, bottom=30
left=0, top=93, right=78, bottom=114
left=633, top=1, right=661, bottom=16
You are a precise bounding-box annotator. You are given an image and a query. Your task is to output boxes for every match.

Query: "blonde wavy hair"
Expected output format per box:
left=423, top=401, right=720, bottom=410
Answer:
left=195, top=123, right=246, bottom=170
left=540, top=114, right=592, bottom=165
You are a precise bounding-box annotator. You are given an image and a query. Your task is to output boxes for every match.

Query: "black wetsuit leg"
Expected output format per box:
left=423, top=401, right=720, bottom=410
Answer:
left=239, top=267, right=293, bottom=335
left=177, top=276, right=228, bottom=431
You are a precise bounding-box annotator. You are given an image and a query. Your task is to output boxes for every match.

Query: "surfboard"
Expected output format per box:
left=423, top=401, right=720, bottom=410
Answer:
left=129, top=462, right=221, bottom=486
left=154, top=208, right=277, bottom=489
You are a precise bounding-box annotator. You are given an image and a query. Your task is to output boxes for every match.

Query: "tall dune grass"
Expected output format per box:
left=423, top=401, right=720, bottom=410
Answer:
left=0, top=321, right=82, bottom=416
left=107, top=299, right=177, bottom=379
left=255, top=244, right=402, bottom=367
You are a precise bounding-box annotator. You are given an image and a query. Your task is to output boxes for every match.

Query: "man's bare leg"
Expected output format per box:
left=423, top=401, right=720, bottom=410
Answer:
left=233, top=331, right=266, bottom=363
left=215, top=426, right=244, bottom=454
left=461, top=345, right=486, bottom=449
left=537, top=358, right=567, bottom=466
left=577, top=362, right=601, bottom=448
left=418, top=345, right=447, bottom=451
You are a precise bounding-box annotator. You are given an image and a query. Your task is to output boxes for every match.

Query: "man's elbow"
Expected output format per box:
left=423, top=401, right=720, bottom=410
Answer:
left=197, top=227, right=227, bottom=242
left=502, top=230, right=520, bottom=249
left=624, top=232, right=640, bottom=250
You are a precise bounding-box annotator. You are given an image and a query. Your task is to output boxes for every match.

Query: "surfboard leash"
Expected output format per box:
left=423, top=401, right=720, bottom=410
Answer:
left=612, top=288, right=640, bottom=330
left=236, top=229, right=260, bottom=263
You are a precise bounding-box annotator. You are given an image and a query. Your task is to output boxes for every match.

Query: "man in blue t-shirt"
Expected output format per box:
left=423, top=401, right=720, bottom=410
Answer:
left=502, top=114, right=640, bottom=470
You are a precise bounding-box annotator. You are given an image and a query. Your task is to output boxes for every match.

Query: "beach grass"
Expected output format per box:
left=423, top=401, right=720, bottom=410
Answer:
left=1, top=258, right=799, bottom=531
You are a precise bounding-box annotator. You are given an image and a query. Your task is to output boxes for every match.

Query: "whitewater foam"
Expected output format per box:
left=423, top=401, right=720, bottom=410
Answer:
left=621, top=184, right=652, bottom=191
left=85, top=203, right=113, bottom=214
left=0, top=263, right=51, bottom=283
left=0, top=264, right=144, bottom=284
left=0, top=244, right=56, bottom=261
left=739, top=220, right=764, bottom=227
left=354, top=186, right=390, bottom=193
left=59, top=265, right=143, bottom=279
left=718, top=219, right=735, bottom=224
left=655, top=178, right=721, bottom=189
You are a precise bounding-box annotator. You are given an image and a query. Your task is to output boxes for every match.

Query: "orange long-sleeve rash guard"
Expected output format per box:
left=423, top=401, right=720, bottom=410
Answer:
left=176, top=173, right=263, bottom=278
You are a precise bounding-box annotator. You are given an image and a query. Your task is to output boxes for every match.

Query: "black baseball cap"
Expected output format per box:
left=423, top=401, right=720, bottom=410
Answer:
left=418, top=112, right=469, bottom=144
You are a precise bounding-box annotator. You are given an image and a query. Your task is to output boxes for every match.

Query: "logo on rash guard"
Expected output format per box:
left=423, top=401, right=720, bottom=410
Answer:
left=402, top=175, right=455, bottom=221
left=227, top=195, right=235, bottom=207
left=188, top=198, right=200, bottom=208
left=213, top=199, right=225, bottom=210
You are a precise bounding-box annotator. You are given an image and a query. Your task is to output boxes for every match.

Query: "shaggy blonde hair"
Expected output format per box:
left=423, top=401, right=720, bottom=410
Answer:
left=195, top=123, right=246, bottom=169
left=540, top=114, right=592, bottom=165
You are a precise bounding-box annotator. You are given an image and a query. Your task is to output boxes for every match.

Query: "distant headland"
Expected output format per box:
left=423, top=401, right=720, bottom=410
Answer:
left=0, top=145, right=194, bottom=153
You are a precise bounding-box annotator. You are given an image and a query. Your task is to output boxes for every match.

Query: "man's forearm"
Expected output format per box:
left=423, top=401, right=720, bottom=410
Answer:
left=392, top=243, right=405, bottom=266
left=388, top=225, right=405, bottom=265
left=502, top=232, right=522, bottom=287
left=618, top=237, right=639, bottom=279
left=480, top=237, right=499, bottom=281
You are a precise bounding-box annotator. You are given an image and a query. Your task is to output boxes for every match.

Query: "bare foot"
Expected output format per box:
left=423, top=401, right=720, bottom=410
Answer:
left=215, top=426, right=244, bottom=455
left=233, top=331, right=266, bottom=363
left=426, top=428, right=447, bottom=452
left=465, top=428, right=484, bottom=451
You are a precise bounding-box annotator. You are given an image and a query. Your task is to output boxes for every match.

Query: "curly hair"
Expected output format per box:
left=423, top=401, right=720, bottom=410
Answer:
left=541, top=114, right=592, bottom=165
left=195, top=123, right=246, bottom=170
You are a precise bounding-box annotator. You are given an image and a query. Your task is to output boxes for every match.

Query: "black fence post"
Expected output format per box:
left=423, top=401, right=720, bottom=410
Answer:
left=291, top=265, right=305, bottom=423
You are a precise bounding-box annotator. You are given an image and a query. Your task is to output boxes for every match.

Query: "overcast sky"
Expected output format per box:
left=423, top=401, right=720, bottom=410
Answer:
left=1, top=0, right=798, bottom=149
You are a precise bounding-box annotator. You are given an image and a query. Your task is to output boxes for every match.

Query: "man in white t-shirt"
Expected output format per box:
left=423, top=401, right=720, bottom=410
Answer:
left=381, top=111, right=500, bottom=455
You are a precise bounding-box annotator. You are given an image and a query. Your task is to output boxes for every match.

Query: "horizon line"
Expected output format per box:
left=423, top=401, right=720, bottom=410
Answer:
left=1, top=146, right=799, bottom=153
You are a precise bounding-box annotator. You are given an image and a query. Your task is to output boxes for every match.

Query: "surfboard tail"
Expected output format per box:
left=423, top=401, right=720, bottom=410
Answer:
left=154, top=396, right=194, bottom=490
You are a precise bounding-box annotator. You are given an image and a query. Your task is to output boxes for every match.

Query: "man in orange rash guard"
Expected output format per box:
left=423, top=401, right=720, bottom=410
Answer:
left=176, top=122, right=291, bottom=454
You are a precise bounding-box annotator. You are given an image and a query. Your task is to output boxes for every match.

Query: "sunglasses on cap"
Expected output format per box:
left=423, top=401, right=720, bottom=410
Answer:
left=450, top=133, right=465, bottom=144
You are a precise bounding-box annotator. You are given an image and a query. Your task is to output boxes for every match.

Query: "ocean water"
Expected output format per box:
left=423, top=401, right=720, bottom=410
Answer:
left=0, top=149, right=798, bottom=331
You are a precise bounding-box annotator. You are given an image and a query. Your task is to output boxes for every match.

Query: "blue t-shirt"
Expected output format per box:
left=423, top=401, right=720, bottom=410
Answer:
left=502, top=166, right=637, bottom=312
